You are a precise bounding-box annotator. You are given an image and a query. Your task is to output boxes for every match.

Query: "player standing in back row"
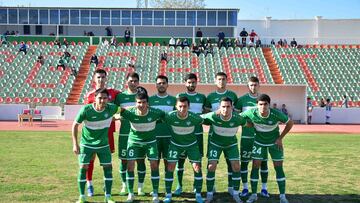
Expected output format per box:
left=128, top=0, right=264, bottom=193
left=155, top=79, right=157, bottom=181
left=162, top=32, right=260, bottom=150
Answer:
left=175, top=73, right=206, bottom=195
left=204, top=72, right=238, bottom=195
left=234, top=76, right=270, bottom=198
left=241, top=94, right=293, bottom=203
left=114, top=72, right=147, bottom=196
left=149, top=75, right=176, bottom=180
left=84, top=69, right=120, bottom=197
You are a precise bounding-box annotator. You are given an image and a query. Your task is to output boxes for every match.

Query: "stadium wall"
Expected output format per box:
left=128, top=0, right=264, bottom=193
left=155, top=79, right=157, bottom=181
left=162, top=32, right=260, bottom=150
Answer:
left=237, top=18, right=360, bottom=44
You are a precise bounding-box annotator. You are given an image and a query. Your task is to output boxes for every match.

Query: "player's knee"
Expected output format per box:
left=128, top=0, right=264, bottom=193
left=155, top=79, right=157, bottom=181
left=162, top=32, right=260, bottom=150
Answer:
left=121, top=159, right=127, bottom=164
left=232, top=162, right=240, bottom=172
left=167, top=163, right=176, bottom=172
left=252, top=160, right=261, bottom=168
left=207, top=162, right=217, bottom=172
left=273, top=161, right=283, bottom=167
left=193, top=163, right=201, bottom=173
left=127, top=161, right=135, bottom=171
left=150, top=161, right=159, bottom=170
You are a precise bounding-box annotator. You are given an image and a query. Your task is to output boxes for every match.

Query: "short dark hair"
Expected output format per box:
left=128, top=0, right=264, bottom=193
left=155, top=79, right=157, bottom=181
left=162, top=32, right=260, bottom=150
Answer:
left=94, top=88, right=109, bottom=97
left=94, top=69, right=107, bottom=76
left=136, top=86, right=148, bottom=95
left=176, top=96, right=190, bottom=106
left=126, top=72, right=140, bottom=80
left=257, top=94, right=271, bottom=104
left=184, top=73, right=197, bottom=81
left=136, top=92, right=148, bottom=102
left=248, top=76, right=259, bottom=83
left=220, top=97, right=233, bottom=105
left=156, top=75, right=168, bottom=83
left=216, top=72, right=227, bottom=78
left=326, top=98, right=331, bottom=102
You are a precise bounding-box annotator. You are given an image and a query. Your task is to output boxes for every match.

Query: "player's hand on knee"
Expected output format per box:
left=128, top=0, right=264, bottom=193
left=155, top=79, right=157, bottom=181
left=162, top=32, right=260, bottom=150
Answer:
left=275, top=138, right=283, bottom=150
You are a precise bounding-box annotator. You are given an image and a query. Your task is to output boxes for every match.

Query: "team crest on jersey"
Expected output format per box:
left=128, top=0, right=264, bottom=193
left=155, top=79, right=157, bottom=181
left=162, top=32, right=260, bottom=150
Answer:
left=186, top=121, right=191, bottom=126
left=104, top=113, right=109, bottom=118
left=125, top=98, right=129, bottom=100
left=196, top=97, right=200, bottom=101
left=148, top=117, right=152, bottom=121
left=268, top=121, right=273, bottom=124
left=230, top=122, right=234, bottom=126
left=167, top=100, right=171, bottom=104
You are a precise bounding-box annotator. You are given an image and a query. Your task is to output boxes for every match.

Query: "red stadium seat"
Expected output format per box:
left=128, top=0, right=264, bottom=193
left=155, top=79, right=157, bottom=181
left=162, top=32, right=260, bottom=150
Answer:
left=14, top=97, right=22, bottom=103
left=23, top=97, right=31, bottom=103
left=42, top=98, right=49, bottom=104
left=5, top=97, right=13, bottom=103
left=33, top=97, right=40, bottom=103
left=50, top=97, right=59, bottom=104
left=0, top=97, right=3, bottom=103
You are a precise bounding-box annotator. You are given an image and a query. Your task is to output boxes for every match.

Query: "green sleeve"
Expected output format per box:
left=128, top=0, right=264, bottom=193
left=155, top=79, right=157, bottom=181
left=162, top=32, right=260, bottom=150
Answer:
left=234, top=97, right=242, bottom=112
left=75, top=106, right=86, bottom=124
left=114, top=93, right=121, bottom=106
left=121, top=108, right=131, bottom=120
left=239, top=109, right=251, bottom=119
left=274, top=109, right=289, bottom=123
left=200, top=112, right=213, bottom=125
left=204, top=95, right=212, bottom=109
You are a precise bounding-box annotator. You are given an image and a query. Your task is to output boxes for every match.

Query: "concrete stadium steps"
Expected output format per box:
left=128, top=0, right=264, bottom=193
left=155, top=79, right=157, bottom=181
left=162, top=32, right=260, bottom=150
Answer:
left=263, top=47, right=284, bottom=84
left=67, top=45, right=97, bottom=104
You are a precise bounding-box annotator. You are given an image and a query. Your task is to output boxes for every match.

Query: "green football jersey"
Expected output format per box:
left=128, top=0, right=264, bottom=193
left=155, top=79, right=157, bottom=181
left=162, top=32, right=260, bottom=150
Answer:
left=202, top=112, right=246, bottom=147
left=176, top=92, right=206, bottom=114
left=149, top=94, right=176, bottom=138
left=204, top=90, right=238, bottom=111
left=121, top=107, right=165, bottom=143
left=165, top=111, right=203, bottom=147
left=114, top=90, right=137, bottom=136
left=75, top=103, right=119, bottom=148
left=235, top=93, right=258, bottom=138
left=240, top=108, right=289, bottom=145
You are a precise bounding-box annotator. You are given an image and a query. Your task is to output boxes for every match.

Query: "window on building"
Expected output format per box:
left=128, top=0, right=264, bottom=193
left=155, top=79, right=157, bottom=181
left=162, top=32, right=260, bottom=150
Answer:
left=39, top=10, right=48, bottom=24
left=8, top=9, right=18, bottom=24
left=101, top=10, right=110, bottom=25
left=111, top=10, right=120, bottom=25
left=197, top=11, right=206, bottom=26
left=122, top=10, right=131, bottom=25
left=60, top=10, right=69, bottom=24
left=217, top=11, right=226, bottom=26
left=91, top=10, right=100, bottom=25
left=176, top=11, right=185, bottom=26
left=142, top=11, right=152, bottom=25
left=165, top=11, right=175, bottom=26
left=0, top=9, right=8, bottom=24
left=187, top=11, right=196, bottom=26
left=132, top=11, right=141, bottom=25
left=70, top=10, right=79, bottom=25
left=207, top=11, right=216, bottom=26
left=50, top=10, right=59, bottom=24
left=19, top=9, right=29, bottom=24
left=154, top=11, right=164, bottom=26
left=80, top=10, right=90, bottom=25
left=228, top=11, right=237, bottom=26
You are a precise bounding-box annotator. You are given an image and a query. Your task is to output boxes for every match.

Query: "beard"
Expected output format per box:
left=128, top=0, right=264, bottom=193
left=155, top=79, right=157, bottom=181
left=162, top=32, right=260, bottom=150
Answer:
left=186, top=86, right=196, bottom=92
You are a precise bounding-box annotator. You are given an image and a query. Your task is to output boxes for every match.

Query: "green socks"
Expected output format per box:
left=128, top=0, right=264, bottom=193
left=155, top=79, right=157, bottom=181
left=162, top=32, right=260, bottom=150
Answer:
left=206, top=171, right=215, bottom=192
left=250, top=167, right=259, bottom=194
left=137, top=160, right=146, bottom=184
left=78, top=168, right=87, bottom=196
left=151, top=170, right=160, bottom=194
left=176, top=158, right=185, bottom=187
left=275, top=166, right=286, bottom=194
left=103, top=167, right=113, bottom=195
left=260, top=161, right=268, bottom=184
left=194, top=170, right=203, bottom=194
left=126, top=171, right=135, bottom=193
left=165, top=170, right=174, bottom=194
left=119, top=161, right=127, bottom=185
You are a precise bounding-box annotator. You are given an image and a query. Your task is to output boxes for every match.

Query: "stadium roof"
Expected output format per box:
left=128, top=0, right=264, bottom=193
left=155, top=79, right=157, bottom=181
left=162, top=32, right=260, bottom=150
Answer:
left=1, top=7, right=239, bottom=11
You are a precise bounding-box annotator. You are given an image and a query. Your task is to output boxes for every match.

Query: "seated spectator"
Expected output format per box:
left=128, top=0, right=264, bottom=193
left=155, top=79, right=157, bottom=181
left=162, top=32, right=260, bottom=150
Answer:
left=63, top=51, right=71, bottom=63
left=248, top=40, right=255, bottom=48
left=283, top=39, right=288, bottom=46
left=320, top=98, right=326, bottom=107
left=103, top=38, right=109, bottom=46
left=169, top=37, right=176, bottom=47
left=90, top=54, right=99, bottom=67
left=63, top=38, right=69, bottom=47
left=256, top=37, right=262, bottom=48
left=176, top=38, right=182, bottom=48
left=192, top=43, right=200, bottom=56
left=278, top=39, right=284, bottom=47
left=234, top=38, right=241, bottom=47
left=57, top=58, right=66, bottom=71
left=10, top=31, right=15, bottom=35
left=54, top=39, right=61, bottom=48
left=226, top=38, right=233, bottom=48
left=37, top=54, right=45, bottom=65
left=196, top=28, right=203, bottom=38
left=281, top=104, right=289, bottom=116
left=127, top=57, right=136, bottom=69
left=0, top=34, right=8, bottom=45
left=341, top=95, right=348, bottom=108
left=160, top=50, right=168, bottom=62
left=272, top=103, right=279, bottom=110
left=19, top=42, right=28, bottom=54
left=290, top=38, right=298, bottom=48
left=182, top=39, right=189, bottom=48
left=199, top=37, right=206, bottom=48
left=110, top=36, right=117, bottom=46
left=218, top=39, right=226, bottom=49
left=271, top=39, right=275, bottom=45
left=206, top=37, right=212, bottom=45
left=205, top=43, right=213, bottom=56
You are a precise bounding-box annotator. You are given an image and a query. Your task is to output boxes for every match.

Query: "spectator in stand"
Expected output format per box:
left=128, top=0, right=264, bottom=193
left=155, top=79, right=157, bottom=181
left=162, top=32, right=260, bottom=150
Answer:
left=0, top=34, right=8, bottom=45
left=217, top=30, right=225, bottom=43
left=218, top=39, right=225, bottom=48
left=192, top=43, right=200, bottom=56
left=283, top=39, right=288, bottom=46
left=124, top=27, right=131, bottom=43
left=272, top=103, right=279, bottom=110
left=15, top=31, right=19, bottom=36
left=226, top=38, right=233, bottom=48
left=90, top=54, right=99, bottom=67
left=240, top=28, right=249, bottom=46
left=10, top=31, right=15, bottom=35
left=278, top=39, right=284, bottom=47
left=54, top=39, right=61, bottom=48
left=103, top=38, right=109, bottom=46
left=127, top=56, right=136, bottom=69
left=182, top=38, right=189, bottom=48
left=169, top=37, right=176, bottom=47
left=176, top=38, right=182, bottom=48
left=307, top=97, right=313, bottom=124
left=271, top=39, right=276, bottom=45
left=234, top=38, right=241, bottom=47
left=325, top=98, right=332, bottom=124
left=320, top=98, right=326, bottom=107
left=206, top=37, right=212, bottom=45
left=205, top=42, right=213, bottom=56
left=248, top=39, right=255, bottom=48
left=63, top=51, right=71, bottom=63
left=18, top=42, right=28, bottom=54
left=63, top=38, right=69, bottom=47
left=37, top=54, right=45, bottom=65
left=199, top=37, right=206, bottom=48
left=249, top=29, right=258, bottom=43
left=83, top=30, right=87, bottom=36
left=57, top=57, right=66, bottom=71
left=290, top=38, right=298, bottom=48
left=341, top=95, right=348, bottom=108
left=256, top=37, right=262, bottom=48
left=110, top=36, right=117, bottom=46
left=105, top=27, right=113, bottom=36
left=160, top=50, right=168, bottom=62
left=281, top=104, right=289, bottom=116
left=196, top=28, right=203, bottom=38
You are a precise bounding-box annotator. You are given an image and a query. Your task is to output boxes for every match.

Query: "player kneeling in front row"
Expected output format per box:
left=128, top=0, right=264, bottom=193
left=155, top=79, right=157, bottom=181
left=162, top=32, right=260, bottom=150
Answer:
left=163, top=96, right=204, bottom=203
left=241, top=94, right=293, bottom=203
left=202, top=97, right=249, bottom=203
left=72, top=88, right=118, bottom=203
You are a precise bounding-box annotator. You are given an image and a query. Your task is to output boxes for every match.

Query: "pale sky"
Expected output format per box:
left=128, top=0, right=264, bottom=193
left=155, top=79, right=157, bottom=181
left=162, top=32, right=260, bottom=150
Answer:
left=1, top=0, right=359, bottom=20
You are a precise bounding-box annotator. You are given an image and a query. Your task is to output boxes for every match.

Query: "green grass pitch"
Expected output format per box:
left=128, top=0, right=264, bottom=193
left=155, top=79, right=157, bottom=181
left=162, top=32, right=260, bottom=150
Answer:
left=0, top=131, right=359, bottom=203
